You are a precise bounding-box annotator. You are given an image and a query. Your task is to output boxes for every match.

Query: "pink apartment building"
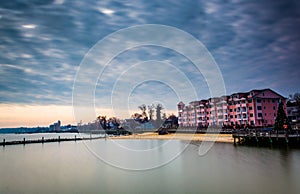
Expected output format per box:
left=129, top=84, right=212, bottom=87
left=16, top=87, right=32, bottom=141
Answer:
left=178, top=89, right=287, bottom=128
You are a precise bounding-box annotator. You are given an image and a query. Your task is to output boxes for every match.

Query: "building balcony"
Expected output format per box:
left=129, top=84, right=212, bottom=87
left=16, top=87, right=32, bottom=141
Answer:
left=216, top=106, right=223, bottom=110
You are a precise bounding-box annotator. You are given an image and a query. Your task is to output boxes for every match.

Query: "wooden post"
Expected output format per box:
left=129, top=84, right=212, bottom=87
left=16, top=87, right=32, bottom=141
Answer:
left=23, top=138, right=25, bottom=145
left=75, top=135, right=77, bottom=142
left=58, top=136, right=60, bottom=142
left=3, top=138, right=5, bottom=146
left=42, top=137, right=44, bottom=144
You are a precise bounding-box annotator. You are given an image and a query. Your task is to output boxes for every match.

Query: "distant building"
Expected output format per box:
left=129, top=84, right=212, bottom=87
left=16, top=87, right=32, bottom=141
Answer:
left=49, top=120, right=61, bottom=131
left=178, top=88, right=287, bottom=128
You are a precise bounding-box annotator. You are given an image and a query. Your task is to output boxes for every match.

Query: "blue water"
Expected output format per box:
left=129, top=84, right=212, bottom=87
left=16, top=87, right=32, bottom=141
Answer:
left=0, top=138, right=300, bottom=194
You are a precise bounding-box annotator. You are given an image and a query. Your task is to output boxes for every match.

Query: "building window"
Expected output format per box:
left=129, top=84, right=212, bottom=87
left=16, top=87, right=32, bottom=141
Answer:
left=258, top=113, right=262, bottom=117
left=230, top=109, right=232, bottom=112
left=272, top=99, right=275, bottom=103
left=257, top=99, right=261, bottom=103
left=264, top=113, right=267, bottom=116
left=248, top=99, right=252, bottom=103
left=264, top=106, right=266, bottom=109
left=257, top=106, right=262, bottom=110
left=249, top=106, right=253, bottom=110
left=273, top=106, right=276, bottom=110
left=250, top=113, right=254, bottom=117
left=274, top=113, right=276, bottom=117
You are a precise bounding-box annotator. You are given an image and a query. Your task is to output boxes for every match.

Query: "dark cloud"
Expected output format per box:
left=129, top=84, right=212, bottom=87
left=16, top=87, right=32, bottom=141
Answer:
left=0, top=0, right=299, bottom=106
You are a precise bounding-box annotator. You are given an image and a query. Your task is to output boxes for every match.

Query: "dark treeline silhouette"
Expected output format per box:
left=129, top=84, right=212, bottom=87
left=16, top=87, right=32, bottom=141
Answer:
left=131, top=103, right=166, bottom=127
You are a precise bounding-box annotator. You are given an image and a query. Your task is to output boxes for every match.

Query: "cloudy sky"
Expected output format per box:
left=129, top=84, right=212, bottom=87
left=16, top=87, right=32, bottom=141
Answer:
left=0, top=0, right=299, bottom=127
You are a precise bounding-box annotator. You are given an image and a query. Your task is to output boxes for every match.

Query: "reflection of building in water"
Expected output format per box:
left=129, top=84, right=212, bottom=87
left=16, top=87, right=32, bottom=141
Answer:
left=178, top=88, right=286, bottom=128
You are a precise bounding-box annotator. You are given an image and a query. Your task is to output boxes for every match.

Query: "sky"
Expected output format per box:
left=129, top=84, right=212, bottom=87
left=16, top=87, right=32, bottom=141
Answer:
left=0, top=0, right=299, bottom=127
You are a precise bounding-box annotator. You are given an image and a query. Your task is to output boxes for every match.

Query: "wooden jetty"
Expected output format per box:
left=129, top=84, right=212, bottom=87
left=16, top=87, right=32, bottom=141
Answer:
left=0, top=134, right=106, bottom=146
left=0, top=128, right=133, bottom=146
left=232, top=130, right=300, bottom=146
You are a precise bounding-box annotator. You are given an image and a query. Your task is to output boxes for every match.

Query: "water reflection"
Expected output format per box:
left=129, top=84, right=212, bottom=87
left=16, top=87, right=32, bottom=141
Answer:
left=0, top=140, right=300, bottom=193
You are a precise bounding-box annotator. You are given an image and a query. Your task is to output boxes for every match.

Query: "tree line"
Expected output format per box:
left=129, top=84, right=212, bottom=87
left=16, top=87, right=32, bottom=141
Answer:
left=131, top=103, right=166, bottom=123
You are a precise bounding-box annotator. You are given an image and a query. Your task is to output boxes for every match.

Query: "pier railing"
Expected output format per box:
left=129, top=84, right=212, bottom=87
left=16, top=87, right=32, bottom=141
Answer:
left=232, top=129, right=300, bottom=145
left=0, top=134, right=105, bottom=146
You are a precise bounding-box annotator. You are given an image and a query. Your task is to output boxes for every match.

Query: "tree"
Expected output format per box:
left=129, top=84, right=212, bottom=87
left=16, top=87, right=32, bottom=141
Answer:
left=107, top=117, right=120, bottom=129
left=155, top=104, right=163, bottom=121
left=138, top=104, right=147, bottom=117
left=96, top=115, right=107, bottom=129
left=155, top=103, right=164, bottom=123
left=148, top=104, right=155, bottom=120
left=162, top=113, right=167, bottom=120
left=274, top=101, right=290, bottom=132
left=131, top=113, right=142, bottom=120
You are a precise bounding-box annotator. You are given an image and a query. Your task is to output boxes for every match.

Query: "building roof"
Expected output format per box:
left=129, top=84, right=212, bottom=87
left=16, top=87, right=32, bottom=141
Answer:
left=177, top=88, right=287, bottom=107
left=251, top=88, right=286, bottom=99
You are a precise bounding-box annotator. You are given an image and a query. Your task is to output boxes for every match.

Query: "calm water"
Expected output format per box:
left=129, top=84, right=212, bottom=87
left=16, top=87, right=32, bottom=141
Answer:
left=0, top=137, right=300, bottom=194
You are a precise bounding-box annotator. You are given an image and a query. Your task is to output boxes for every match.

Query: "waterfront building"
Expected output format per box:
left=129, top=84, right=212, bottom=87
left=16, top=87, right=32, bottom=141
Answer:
left=287, top=100, right=300, bottom=129
left=49, top=120, right=61, bottom=131
left=178, top=88, right=287, bottom=128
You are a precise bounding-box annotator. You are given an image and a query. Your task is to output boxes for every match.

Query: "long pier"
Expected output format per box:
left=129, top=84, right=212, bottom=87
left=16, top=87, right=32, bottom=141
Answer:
left=0, top=134, right=106, bottom=146
left=0, top=128, right=134, bottom=146
left=232, top=130, right=300, bottom=145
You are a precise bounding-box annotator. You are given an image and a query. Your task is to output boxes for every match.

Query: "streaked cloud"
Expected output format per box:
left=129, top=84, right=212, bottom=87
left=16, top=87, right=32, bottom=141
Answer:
left=21, top=24, right=36, bottom=29
left=98, top=7, right=115, bottom=16
left=0, top=0, right=299, bottom=126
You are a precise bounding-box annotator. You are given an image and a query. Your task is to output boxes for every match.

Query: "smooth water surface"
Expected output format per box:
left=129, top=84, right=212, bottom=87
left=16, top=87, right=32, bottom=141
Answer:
left=0, top=138, right=300, bottom=194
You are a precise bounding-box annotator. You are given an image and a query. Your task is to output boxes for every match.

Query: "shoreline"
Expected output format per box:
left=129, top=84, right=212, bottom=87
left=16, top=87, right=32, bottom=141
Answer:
left=110, top=132, right=234, bottom=143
